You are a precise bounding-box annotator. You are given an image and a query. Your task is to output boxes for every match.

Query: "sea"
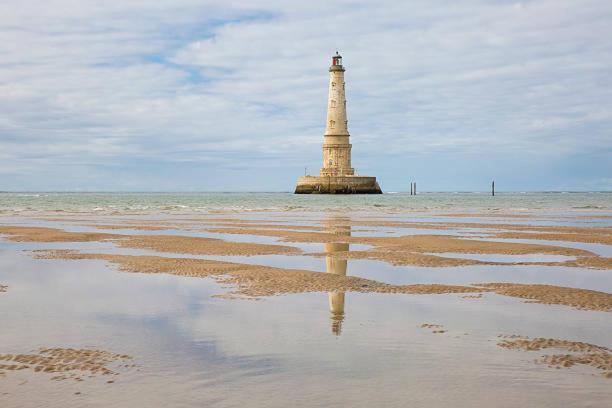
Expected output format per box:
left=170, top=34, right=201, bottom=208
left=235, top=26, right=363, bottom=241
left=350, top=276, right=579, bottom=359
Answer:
left=0, top=192, right=610, bottom=214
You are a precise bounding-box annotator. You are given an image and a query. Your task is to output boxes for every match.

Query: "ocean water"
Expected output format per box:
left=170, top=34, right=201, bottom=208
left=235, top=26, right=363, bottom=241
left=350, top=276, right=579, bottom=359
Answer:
left=0, top=192, right=610, bottom=214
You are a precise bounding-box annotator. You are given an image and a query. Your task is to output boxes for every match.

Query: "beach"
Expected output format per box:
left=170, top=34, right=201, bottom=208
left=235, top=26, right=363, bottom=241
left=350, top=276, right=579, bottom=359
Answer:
left=0, top=192, right=611, bottom=406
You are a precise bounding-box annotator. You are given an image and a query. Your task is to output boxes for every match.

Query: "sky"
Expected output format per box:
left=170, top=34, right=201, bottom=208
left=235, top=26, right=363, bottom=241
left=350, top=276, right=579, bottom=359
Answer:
left=0, top=0, right=611, bottom=192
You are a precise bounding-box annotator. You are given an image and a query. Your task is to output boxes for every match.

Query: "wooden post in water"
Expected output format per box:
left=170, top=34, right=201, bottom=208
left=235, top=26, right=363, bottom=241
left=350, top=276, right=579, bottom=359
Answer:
left=410, top=182, right=413, bottom=195
left=492, top=180, right=495, bottom=196
left=414, top=182, right=416, bottom=195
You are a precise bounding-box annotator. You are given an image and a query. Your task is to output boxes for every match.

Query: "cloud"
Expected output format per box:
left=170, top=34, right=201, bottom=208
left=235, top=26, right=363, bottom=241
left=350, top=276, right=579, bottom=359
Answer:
left=0, top=0, right=610, bottom=191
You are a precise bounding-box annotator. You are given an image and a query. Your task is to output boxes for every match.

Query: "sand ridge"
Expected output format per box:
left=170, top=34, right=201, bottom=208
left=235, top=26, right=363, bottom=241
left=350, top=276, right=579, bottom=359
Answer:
left=346, top=219, right=612, bottom=235
left=352, top=234, right=598, bottom=266
left=0, top=226, right=301, bottom=257
left=0, top=284, right=6, bottom=293
left=0, top=348, right=133, bottom=381
left=490, top=231, right=612, bottom=245
left=0, top=226, right=118, bottom=242
left=206, top=218, right=612, bottom=244
left=87, top=222, right=327, bottom=232
left=34, top=250, right=484, bottom=298
left=360, top=234, right=589, bottom=257
left=497, top=335, right=611, bottom=378
left=564, top=256, right=612, bottom=269
left=357, top=220, right=612, bottom=245
left=204, top=226, right=601, bottom=255
left=477, top=283, right=612, bottom=311
left=3, top=223, right=608, bottom=268
left=344, top=250, right=493, bottom=267
left=204, top=226, right=604, bottom=265
left=205, top=227, right=342, bottom=243
left=114, top=234, right=301, bottom=256
left=33, top=250, right=612, bottom=310
left=85, top=224, right=170, bottom=231
left=208, top=225, right=612, bottom=268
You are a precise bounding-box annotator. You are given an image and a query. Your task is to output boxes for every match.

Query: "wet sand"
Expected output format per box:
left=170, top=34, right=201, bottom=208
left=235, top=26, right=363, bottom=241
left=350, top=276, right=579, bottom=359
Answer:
left=477, top=283, right=612, bottom=311
left=0, top=226, right=301, bottom=256
left=497, top=336, right=611, bottom=378
left=204, top=226, right=608, bottom=268
left=0, top=226, right=117, bottom=242
left=10, top=223, right=609, bottom=269
left=85, top=224, right=170, bottom=231
left=206, top=218, right=612, bottom=244
left=0, top=348, right=133, bottom=381
left=35, top=250, right=482, bottom=298
left=116, top=234, right=301, bottom=256
left=1, top=209, right=611, bottom=405
left=350, top=234, right=604, bottom=268
left=34, top=250, right=612, bottom=310
left=491, top=231, right=612, bottom=245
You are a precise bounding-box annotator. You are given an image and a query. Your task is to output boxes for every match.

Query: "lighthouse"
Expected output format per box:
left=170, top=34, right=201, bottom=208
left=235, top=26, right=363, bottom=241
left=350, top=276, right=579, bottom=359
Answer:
left=295, top=52, right=382, bottom=194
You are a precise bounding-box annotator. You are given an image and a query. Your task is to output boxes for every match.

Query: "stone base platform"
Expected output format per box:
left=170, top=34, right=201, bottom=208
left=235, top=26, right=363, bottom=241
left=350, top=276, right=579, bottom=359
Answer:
left=295, top=176, right=382, bottom=194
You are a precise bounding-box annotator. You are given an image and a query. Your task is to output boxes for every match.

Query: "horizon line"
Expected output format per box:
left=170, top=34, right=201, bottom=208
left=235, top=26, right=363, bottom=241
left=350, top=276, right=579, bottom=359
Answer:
left=1, top=190, right=611, bottom=194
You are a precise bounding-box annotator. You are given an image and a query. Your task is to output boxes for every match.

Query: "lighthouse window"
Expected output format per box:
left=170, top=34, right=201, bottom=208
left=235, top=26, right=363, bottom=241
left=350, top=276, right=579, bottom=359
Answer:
left=329, top=120, right=335, bottom=128
left=331, top=82, right=336, bottom=88
left=331, top=100, right=337, bottom=108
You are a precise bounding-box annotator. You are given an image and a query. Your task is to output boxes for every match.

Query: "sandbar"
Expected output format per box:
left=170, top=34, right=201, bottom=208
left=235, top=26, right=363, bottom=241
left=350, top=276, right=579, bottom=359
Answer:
left=35, top=250, right=483, bottom=298
left=497, top=335, right=611, bottom=378
left=34, top=250, right=612, bottom=310
left=478, top=283, right=612, bottom=311
left=0, top=348, right=133, bottom=381
left=0, top=226, right=300, bottom=256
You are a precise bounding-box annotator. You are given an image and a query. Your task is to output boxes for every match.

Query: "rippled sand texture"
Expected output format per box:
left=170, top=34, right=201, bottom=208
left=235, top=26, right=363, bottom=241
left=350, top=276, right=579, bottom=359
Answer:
left=202, top=225, right=610, bottom=268
left=28, top=250, right=612, bottom=310
left=34, top=250, right=483, bottom=298
left=0, top=226, right=301, bottom=256
left=4, top=219, right=609, bottom=269
left=497, top=336, right=612, bottom=378
left=478, top=283, right=612, bottom=311
left=0, top=348, right=133, bottom=381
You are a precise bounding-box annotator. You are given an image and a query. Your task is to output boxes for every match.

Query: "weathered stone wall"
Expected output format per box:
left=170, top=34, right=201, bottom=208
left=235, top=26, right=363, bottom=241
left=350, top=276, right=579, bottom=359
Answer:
left=295, top=176, right=382, bottom=194
left=321, top=142, right=353, bottom=176
left=324, top=66, right=349, bottom=137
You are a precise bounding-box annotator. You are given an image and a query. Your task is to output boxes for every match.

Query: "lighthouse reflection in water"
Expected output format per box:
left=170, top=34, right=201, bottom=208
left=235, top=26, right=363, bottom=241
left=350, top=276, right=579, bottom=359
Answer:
left=324, top=218, right=351, bottom=336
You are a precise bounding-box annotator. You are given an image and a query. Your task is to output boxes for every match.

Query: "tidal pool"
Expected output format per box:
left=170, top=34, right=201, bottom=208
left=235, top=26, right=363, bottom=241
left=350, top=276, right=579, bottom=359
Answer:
left=1, top=209, right=611, bottom=407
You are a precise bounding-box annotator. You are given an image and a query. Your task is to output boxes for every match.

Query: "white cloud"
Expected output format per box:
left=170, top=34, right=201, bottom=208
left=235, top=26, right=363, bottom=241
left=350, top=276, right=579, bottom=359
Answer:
left=0, top=0, right=610, bottom=190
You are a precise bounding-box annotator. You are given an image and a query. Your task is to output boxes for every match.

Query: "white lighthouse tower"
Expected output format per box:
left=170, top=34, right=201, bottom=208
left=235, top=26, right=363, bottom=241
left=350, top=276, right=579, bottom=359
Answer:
left=295, top=52, right=382, bottom=194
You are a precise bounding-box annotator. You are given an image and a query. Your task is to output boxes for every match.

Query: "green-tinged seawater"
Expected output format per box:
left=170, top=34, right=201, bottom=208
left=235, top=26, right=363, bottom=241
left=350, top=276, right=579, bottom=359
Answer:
left=0, top=192, right=610, bottom=213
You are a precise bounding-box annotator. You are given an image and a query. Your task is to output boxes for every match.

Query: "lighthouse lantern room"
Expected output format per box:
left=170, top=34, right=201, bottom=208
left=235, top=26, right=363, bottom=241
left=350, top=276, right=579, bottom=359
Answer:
left=332, top=52, right=342, bottom=66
